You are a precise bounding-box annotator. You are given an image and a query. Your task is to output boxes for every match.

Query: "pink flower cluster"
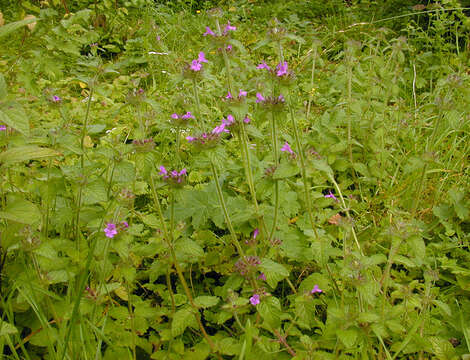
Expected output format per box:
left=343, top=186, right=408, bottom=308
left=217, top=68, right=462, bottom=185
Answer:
left=159, top=166, right=187, bottom=186
left=104, top=221, right=129, bottom=238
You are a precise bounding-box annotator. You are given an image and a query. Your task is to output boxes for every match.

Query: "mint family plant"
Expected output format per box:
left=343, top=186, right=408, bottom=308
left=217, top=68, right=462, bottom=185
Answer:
left=1, top=1, right=470, bottom=359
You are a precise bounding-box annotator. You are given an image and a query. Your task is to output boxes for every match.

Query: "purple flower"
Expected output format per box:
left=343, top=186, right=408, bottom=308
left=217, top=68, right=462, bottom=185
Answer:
left=0, top=125, right=6, bottom=131
left=258, top=273, right=266, bottom=281
left=256, top=92, right=265, bottom=103
left=226, top=91, right=233, bottom=99
left=281, top=142, right=294, bottom=154
left=238, top=89, right=247, bottom=97
left=226, top=44, right=233, bottom=51
left=243, top=116, right=251, bottom=124
left=324, top=190, right=338, bottom=202
left=252, top=228, right=259, bottom=239
left=203, top=26, right=215, bottom=37
left=198, top=51, right=208, bottom=63
left=257, top=61, right=271, bottom=71
left=212, top=123, right=229, bottom=134
left=223, top=21, right=236, bottom=35
left=52, top=95, right=62, bottom=103
left=179, top=168, right=187, bottom=176
left=104, top=223, right=118, bottom=238
left=278, top=94, right=285, bottom=102
left=171, top=113, right=179, bottom=119
left=120, top=221, right=129, bottom=229
left=223, top=114, right=235, bottom=126
left=186, top=136, right=196, bottom=142
left=159, top=166, right=168, bottom=176
left=276, top=61, right=288, bottom=77
left=190, top=60, right=202, bottom=71
left=311, top=285, right=323, bottom=294
left=249, top=294, right=260, bottom=306
left=182, top=111, right=195, bottom=119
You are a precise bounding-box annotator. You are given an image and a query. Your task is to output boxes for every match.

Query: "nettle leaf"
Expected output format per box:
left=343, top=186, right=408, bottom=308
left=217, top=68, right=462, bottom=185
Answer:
left=82, top=178, right=108, bottom=205
left=257, top=296, right=282, bottom=329
left=0, top=100, right=30, bottom=136
left=171, top=307, right=197, bottom=337
left=0, top=195, right=41, bottom=225
left=273, top=161, right=299, bottom=179
left=175, top=238, right=204, bottom=262
left=0, top=145, right=59, bottom=164
left=259, top=258, right=289, bottom=288
left=337, top=328, right=358, bottom=348
left=194, top=296, right=219, bottom=308
left=113, top=160, right=135, bottom=183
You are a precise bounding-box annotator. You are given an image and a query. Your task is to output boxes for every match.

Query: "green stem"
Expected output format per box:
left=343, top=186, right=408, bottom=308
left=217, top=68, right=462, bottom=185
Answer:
left=238, top=123, right=268, bottom=240
left=306, top=44, right=318, bottom=119
left=80, top=87, right=94, bottom=169
left=149, top=176, right=221, bottom=359
left=288, top=92, right=318, bottom=239
left=268, top=111, right=279, bottom=242
left=210, top=161, right=245, bottom=257
left=327, top=174, right=363, bottom=255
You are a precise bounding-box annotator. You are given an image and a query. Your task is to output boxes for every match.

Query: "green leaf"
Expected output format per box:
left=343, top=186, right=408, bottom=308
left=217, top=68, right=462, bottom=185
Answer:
left=0, top=17, right=39, bottom=39
left=113, top=161, right=135, bottom=183
left=0, top=102, right=30, bottom=136
left=311, top=159, right=333, bottom=176
left=175, top=238, right=204, bottom=262
left=273, top=161, right=299, bottom=179
left=194, top=296, right=220, bottom=308
left=337, top=328, right=358, bottom=348
left=259, top=258, right=289, bottom=288
left=0, top=146, right=59, bottom=165
left=171, top=307, right=196, bottom=337
left=257, top=296, right=282, bottom=329
left=82, top=178, right=107, bottom=205
left=0, top=195, right=41, bottom=224
left=0, top=320, right=18, bottom=336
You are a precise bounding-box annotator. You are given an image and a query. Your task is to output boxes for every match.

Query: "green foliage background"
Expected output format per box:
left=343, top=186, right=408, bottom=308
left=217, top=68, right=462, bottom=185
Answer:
left=0, top=0, right=470, bottom=359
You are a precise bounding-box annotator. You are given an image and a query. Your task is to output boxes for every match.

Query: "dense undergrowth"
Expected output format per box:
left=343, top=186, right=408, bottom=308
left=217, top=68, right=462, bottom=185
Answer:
left=1, top=0, right=470, bottom=359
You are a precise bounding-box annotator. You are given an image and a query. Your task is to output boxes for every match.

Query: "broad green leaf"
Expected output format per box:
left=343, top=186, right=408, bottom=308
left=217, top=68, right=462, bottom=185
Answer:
left=175, top=239, right=204, bottom=262
left=257, top=296, right=282, bottom=329
left=259, top=258, right=289, bottom=288
left=171, top=307, right=196, bottom=337
left=113, top=160, right=135, bottom=183
left=82, top=178, right=108, bottom=205
left=337, top=328, right=358, bottom=348
left=0, top=195, right=41, bottom=224
left=0, top=17, right=39, bottom=39
left=194, top=296, right=219, bottom=308
left=0, top=102, right=30, bottom=135
left=273, top=161, right=299, bottom=179
left=0, top=145, right=58, bottom=164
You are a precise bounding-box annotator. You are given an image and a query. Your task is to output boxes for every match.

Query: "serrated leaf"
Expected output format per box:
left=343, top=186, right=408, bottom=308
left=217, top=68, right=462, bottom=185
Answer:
left=0, top=195, right=41, bottom=224
left=337, top=328, right=358, bottom=348
left=171, top=307, right=196, bottom=337
left=194, top=296, right=219, bottom=308
left=273, top=161, right=299, bottom=179
left=259, top=258, right=289, bottom=288
left=113, top=160, right=135, bottom=183
left=0, top=146, right=59, bottom=164
left=175, top=239, right=204, bottom=261
left=82, top=178, right=107, bottom=204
